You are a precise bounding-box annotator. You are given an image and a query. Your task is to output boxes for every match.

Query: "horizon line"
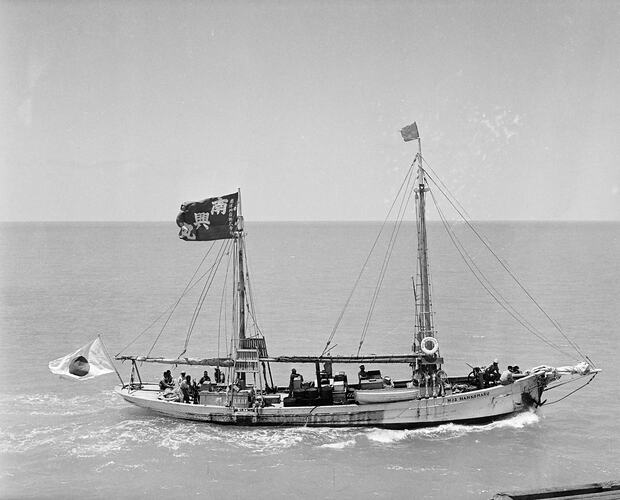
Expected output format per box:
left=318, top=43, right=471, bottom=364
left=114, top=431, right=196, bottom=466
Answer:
left=0, top=219, right=618, bottom=224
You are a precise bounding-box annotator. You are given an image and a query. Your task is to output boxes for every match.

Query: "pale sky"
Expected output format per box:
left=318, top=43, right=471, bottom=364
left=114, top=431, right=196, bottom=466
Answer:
left=1, top=0, right=619, bottom=221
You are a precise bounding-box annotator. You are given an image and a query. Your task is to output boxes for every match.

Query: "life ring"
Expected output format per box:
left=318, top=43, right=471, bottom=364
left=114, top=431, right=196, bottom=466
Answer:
left=420, top=336, right=439, bottom=356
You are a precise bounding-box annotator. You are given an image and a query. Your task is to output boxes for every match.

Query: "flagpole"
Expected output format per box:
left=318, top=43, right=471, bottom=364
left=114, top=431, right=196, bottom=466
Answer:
left=99, top=334, right=125, bottom=386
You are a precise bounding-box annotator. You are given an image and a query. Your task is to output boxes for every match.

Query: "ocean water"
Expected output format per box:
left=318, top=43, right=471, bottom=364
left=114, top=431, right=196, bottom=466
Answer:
left=0, top=221, right=618, bottom=499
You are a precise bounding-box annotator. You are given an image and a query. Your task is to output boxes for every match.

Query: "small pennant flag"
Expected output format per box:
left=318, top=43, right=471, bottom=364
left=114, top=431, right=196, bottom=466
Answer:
left=49, top=337, right=115, bottom=381
left=400, top=122, right=419, bottom=142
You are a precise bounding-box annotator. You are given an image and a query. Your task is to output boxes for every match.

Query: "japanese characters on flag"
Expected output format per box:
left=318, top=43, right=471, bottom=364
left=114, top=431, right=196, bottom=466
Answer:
left=176, top=192, right=239, bottom=241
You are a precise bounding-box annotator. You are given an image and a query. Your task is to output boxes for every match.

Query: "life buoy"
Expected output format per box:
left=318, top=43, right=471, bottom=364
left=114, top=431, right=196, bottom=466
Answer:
left=420, top=336, right=439, bottom=356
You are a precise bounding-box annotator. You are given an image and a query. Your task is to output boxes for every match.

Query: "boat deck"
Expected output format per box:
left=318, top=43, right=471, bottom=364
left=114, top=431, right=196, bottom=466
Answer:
left=116, top=372, right=545, bottom=427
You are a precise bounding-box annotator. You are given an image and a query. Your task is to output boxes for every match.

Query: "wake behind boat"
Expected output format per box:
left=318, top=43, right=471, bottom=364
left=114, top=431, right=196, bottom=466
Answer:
left=110, top=123, right=599, bottom=427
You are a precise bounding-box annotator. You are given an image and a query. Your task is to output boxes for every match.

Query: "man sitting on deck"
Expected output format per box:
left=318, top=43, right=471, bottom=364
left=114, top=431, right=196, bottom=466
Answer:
left=358, top=365, right=368, bottom=383
left=484, top=360, right=501, bottom=387
left=159, top=370, right=174, bottom=391
left=500, top=366, right=515, bottom=385
left=198, top=370, right=211, bottom=387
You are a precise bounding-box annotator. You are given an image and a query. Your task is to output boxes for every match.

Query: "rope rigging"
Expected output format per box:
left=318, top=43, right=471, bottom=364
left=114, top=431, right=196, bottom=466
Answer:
left=357, top=166, right=416, bottom=355
left=118, top=238, right=236, bottom=361
left=321, top=151, right=593, bottom=366
left=422, top=158, right=591, bottom=364
left=119, top=241, right=218, bottom=357
left=321, top=164, right=416, bottom=356
left=429, top=187, right=577, bottom=360
left=543, top=373, right=598, bottom=406
left=181, top=239, right=233, bottom=356
left=241, top=236, right=264, bottom=338
left=217, top=241, right=233, bottom=359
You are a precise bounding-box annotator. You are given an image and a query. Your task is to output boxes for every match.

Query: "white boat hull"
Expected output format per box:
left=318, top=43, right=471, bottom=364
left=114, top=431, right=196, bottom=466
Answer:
left=115, top=373, right=546, bottom=428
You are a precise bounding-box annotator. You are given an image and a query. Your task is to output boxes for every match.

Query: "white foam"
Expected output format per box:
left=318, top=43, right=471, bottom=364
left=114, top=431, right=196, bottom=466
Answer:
left=490, top=410, right=540, bottom=429
left=319, top=439, right=356, bottom=450
left=1, top=390, right=123, bottom=417
left=1, top=393, right=541, bottom=459
left=365, top=412, right=540, bottom=444
left=366, top=429, right=409, bottom=443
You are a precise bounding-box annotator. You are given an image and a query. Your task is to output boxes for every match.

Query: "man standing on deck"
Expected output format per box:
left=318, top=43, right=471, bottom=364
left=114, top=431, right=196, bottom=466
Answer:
left=180, top=375, right=192, bottom=403
left=288, top=369, right=303, bottom=397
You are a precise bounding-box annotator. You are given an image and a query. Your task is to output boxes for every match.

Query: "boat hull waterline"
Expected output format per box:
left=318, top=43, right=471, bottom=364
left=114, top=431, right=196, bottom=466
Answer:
left=116, top=373, right=545, bottom=428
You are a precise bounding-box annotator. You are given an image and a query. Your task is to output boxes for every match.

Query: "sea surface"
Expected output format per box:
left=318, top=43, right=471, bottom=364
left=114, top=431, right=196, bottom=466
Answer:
left=1, top=221, right=618, bottom=499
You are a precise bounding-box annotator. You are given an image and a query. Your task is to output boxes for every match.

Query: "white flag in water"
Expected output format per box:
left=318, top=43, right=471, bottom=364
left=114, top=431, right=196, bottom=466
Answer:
left=49, top=337, right=115, bottom=380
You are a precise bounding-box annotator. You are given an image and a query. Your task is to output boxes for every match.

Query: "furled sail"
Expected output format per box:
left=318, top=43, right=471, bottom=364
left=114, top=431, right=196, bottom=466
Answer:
left=176, top=192, right=239, bottom=241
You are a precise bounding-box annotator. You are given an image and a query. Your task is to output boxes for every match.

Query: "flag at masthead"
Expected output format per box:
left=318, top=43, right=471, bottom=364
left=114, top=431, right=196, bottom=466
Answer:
left=400, top=122, right=420, bottom=142
left=176, top=192, right=239, bottom=241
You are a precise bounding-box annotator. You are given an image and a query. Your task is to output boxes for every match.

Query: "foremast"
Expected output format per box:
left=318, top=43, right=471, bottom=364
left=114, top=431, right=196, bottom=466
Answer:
left=231, top=190, right=269, bottom=392
left=233, top=188, right=247, bottom=385
left=411, top=131, right=441, bottom=384
left=236, top=188, right=246, bottom=343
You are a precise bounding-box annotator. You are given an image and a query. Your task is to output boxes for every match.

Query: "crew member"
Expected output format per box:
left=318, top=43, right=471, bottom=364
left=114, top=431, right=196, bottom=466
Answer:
left=500, top=366, right=514, bottom=385
left=484, top=359, right=501, bottom=387
left=180, top=375, right=192, bottom=403
left=159, top=371, right=174, bottom=391
left=288, top=369, right=303, bottom=396
left=198, top=370, right=211, bottom=386
left=469, top=366, right=484, bottom=389
left=358, top=365, right=368, bottom=382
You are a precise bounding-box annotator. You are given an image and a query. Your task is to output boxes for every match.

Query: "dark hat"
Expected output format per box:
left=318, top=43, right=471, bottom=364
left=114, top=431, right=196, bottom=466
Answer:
left=359, top=365, right=365, bottom=369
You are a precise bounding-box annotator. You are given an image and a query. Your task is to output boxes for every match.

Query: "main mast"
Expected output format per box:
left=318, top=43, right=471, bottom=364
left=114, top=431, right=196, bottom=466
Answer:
left=414, top=139, right=435, bottom=343
left=411, top=128, right=440, bottom=383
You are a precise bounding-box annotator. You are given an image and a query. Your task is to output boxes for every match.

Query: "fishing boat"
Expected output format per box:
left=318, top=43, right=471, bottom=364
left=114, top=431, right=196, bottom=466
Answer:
left=113, top=123, right=599, bottom=427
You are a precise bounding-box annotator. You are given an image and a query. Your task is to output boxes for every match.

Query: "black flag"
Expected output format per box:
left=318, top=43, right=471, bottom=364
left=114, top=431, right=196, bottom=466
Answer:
left=176, top=192, right=239, bottom=241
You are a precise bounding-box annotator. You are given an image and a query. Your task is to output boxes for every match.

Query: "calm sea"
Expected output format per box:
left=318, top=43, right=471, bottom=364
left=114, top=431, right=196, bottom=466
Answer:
left=1, top=221, right=618, bottom=499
